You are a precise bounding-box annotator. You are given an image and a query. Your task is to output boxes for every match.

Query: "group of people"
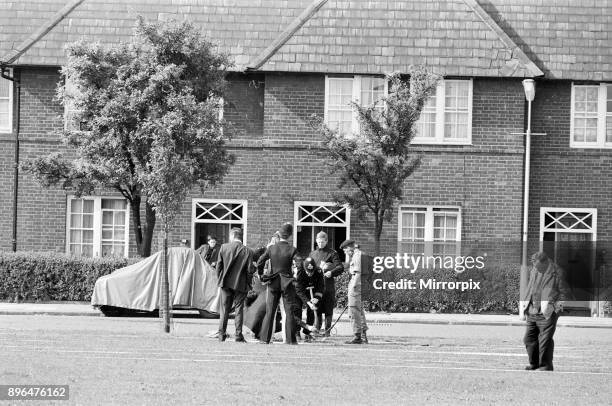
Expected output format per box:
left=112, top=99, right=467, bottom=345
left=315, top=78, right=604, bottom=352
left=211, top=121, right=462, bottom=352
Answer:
left=198, top=224, right=569, bottom=371
left=204, top=224, right=368, bottom=345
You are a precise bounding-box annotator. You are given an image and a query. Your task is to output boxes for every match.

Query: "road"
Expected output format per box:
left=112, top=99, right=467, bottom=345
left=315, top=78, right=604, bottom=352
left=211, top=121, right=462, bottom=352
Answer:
left=1, top=314, right=611, bottom=405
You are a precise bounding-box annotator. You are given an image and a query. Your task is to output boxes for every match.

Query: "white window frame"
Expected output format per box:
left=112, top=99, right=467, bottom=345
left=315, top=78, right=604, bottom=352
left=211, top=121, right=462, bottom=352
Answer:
left=0, top=68, right=13, bottom=133
left=539, top=207, right=597, bottom=240
left=412, top=79, right=473, bottom=145
left=324, top=75, right=388, bottom=134
left=293, top=201, right=351, bottom=252
left=191, top=199, right=248, bottom=247
left=397, top=205, right=462, bottom=256
left=65, top=196, right=131, bottom=258
left=570, top=83, right=612, bottom=149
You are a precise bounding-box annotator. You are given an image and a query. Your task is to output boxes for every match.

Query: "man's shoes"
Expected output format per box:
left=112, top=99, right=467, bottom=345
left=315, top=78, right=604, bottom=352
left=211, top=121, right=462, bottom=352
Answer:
left=362, top=332, right=369, bottom=344
left=345, top=334, right=363, bottom=344
left=218, top=333, right=229, bottom=342
left=256, top=340, right=270, bottom=344
left=235, top=334, right=246, bottom=343
left=525, top=365, right=538, bottom=370
left=304, top=334, right=314, bottom=342
left=536, top=366, right=553, bottom=371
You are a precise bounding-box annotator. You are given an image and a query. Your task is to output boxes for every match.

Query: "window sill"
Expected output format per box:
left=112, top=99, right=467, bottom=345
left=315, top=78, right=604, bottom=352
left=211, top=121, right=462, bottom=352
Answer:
left=411, top=139, right=472, bottom=146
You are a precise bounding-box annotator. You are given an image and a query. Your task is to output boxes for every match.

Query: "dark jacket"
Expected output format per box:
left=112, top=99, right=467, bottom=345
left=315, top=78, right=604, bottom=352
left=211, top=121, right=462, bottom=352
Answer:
left=216, top=241, right=254, bottom=293
left=295, top=267, right=324, bottom=304
left=309, top=246, right=343, bottom=293
left=256, top=240, right=297, bottom=291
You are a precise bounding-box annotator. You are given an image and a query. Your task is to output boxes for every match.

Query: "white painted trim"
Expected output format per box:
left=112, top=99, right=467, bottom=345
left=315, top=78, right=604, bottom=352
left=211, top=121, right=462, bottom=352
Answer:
left=293, top=201, right=351, bottom=246
left=539, top=207, right=598, bottom=240
left=66, top=195, right=130, bottom=258
left=397, top=205, right=462, bottom=256
left=570, top=83, right=612, bottom=149
left=412, top=79, right=473, bottom=146
left=191, top=198, right=248, bottom=246
left=0, top=68, right=13, bottom=133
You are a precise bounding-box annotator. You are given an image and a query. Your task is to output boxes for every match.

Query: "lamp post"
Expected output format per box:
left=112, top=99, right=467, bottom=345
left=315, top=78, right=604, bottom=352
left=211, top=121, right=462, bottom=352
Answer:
left=522, top=79, right=535, bottom=268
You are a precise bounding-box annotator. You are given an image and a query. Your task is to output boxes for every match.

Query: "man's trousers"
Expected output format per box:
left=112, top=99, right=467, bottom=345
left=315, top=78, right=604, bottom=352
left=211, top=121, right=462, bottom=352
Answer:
left=218, top=288, right=246, bottom=337
left=524, top=312, right=558, bottom=370
left=260, top=283, right=298, bottom=344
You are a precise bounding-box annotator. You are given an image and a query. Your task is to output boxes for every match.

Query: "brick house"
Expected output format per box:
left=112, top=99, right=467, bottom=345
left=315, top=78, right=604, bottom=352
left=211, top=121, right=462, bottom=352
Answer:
left=0, top=1, right=610, bottom=314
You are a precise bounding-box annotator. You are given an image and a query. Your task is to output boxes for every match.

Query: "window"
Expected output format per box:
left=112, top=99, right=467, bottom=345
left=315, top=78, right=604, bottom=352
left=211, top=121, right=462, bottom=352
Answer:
left=0, top=69, right=13, bottom=133
left=66, top=197, right=130, bottom=257
left=325, top=75, right=387, bottom=134
left=571, top=83, right=612, bottom=148
left=294, top=202, right=350, bottom=257
left=192, top=199, right=247, bottom=248
left=398, top=206, right=461, bottom=257
left=414, top=79, right=473, bottom=145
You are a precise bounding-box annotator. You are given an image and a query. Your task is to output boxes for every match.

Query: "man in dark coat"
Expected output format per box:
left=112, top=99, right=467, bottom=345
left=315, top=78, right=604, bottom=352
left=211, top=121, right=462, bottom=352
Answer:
left=216, top=228, right=253, bottom=342
left=520, top=251, right=568, bottom=371
left=309, top=231, right=343, bottom=336
left=256, top=222, right=299, bottom=344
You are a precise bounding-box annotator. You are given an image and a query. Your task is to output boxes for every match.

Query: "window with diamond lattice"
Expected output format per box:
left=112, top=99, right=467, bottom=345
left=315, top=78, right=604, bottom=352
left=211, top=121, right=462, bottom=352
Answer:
left=192, top=200, right=247, bottom=248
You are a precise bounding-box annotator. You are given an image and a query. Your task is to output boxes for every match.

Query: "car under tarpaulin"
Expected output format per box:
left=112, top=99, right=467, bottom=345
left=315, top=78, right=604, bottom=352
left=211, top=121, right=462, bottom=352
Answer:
left=91, top=247, right=220, bottom=313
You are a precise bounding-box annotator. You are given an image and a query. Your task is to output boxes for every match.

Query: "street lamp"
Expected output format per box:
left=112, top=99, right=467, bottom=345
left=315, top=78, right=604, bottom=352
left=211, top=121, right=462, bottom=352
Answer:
left=521, top=79, right=535, bottom=268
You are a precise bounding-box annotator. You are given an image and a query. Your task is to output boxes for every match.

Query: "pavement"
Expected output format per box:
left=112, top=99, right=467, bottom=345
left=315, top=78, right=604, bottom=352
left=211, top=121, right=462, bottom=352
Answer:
left=1, top=301, right=612, bottom=328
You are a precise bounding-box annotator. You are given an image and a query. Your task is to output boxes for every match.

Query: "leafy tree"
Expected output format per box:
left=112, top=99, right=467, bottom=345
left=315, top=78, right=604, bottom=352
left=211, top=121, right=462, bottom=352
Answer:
left=23, top=17, right=234, bottom=257
left=313, top=67, right=439, bottom=255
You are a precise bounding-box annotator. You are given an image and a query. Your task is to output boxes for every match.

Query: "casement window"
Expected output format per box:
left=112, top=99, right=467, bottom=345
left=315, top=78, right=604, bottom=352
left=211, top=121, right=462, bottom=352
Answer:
left=413, top=79, right=473, bottom=145
left=63, top=78, right=86, bottom=131
left=0, top=70, right=13, bottom=133
left=324, top=75, right=387, bottom=134
left=66, top=197, right=130, bottom=257
left=191, top=199, right=247, bottom=248
left=398, top=206, right=461, bottom=257
left=570, top=83, right=612, bottom=148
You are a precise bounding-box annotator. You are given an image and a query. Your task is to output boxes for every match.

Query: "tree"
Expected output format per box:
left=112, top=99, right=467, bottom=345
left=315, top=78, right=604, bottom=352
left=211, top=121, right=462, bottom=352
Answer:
left=23, top=17, right=234, bottom=257
left=313, top=67, right=439, bottom=256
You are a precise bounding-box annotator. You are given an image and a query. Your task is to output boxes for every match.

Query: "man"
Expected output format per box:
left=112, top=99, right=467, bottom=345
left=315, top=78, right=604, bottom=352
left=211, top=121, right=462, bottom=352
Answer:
left=295, top=257, right=324, bottom=342
left=256, top=223, right=299, bottom=344
left=197, top=235, right=220, bottom=267
left=309, top=231, right=343, bottom=336
left=520, top=251, right=567, bottom=371
left=216, top=228, right=253, bottom=342
left=340, top=240, right=368, bottom=344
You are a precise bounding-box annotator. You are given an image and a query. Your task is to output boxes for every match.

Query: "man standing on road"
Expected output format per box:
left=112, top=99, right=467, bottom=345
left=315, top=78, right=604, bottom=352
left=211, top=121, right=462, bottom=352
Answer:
left=520, top=251, right=567, bottom=371
left=340, top=240, right=368, bottom=344
left=256, top=223, right=299, bottom=344
left=216, top=228, right=253, bottom=342
left=309, top=231, right=343, bottom=336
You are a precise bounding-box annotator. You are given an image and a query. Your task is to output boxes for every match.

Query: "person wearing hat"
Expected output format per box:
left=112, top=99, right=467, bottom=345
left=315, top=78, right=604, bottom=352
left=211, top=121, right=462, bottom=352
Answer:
left=340, top=239, right=369, bottom=344
left=309, top=231, right=344, bottom=336
left=520, top=251, right=568, bottom=371
left=295, top=257, right=325, bottom=342
left=256, top=222, right=299, bottom=344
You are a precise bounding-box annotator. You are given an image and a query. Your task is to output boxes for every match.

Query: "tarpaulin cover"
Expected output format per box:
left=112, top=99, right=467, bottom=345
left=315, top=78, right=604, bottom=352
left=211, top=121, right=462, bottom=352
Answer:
left=91, top=247, right=220, bottom=312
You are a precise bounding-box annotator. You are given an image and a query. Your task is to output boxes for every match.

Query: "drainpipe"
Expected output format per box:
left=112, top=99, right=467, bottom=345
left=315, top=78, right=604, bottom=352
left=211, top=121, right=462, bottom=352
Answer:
left=1, top=66, right=20, bottom=252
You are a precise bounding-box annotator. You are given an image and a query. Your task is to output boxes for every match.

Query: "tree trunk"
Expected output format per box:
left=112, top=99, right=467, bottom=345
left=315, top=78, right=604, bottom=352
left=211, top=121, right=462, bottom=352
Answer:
left=160, top=224, right=171, bottom=333
left=130, top=194, right=144, bottom=256
left=141, top=201, right=156, bottom=257
left=373, top=214, right=384, bottom=257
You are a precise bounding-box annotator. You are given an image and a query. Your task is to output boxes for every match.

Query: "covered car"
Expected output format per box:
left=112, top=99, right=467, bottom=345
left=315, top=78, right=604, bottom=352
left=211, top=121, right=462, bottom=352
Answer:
left=91, top=247, right=220, bottom=315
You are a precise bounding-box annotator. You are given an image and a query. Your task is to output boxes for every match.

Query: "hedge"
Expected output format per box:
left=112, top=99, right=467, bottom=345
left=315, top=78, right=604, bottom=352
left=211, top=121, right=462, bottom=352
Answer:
left=335, top=263, right=521, bottom=314
left=0, top=251, right=131, bottom=302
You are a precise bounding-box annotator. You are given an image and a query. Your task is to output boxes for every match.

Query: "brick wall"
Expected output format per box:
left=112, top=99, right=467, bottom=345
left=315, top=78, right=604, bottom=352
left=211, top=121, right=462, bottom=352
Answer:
left=530, top=80, right=612, bottom=241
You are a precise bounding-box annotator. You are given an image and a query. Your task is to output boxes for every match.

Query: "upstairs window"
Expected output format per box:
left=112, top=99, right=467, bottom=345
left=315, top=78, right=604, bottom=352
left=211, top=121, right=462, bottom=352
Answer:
left=0, top=70, right=13, bottom=133
left=325, top=75, right=387, bottom=134
left=414, top=79, right=473, bottom=145
left=571, top=83, right=612, bottom=148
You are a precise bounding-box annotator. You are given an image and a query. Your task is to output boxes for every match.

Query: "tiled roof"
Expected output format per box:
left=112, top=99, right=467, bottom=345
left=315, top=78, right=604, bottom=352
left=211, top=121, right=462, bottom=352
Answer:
left=0, top=0, right=609, bottom=80
left=0, top=0, right=311, bottom=68
left=481, top=0, right=612, bottom=81
left=253, top=0, right=541, bottom=78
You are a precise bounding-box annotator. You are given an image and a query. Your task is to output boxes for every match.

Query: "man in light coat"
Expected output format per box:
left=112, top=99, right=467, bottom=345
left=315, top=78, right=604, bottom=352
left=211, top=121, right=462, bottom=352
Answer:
left=340, top=240, right=368, bottom=344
